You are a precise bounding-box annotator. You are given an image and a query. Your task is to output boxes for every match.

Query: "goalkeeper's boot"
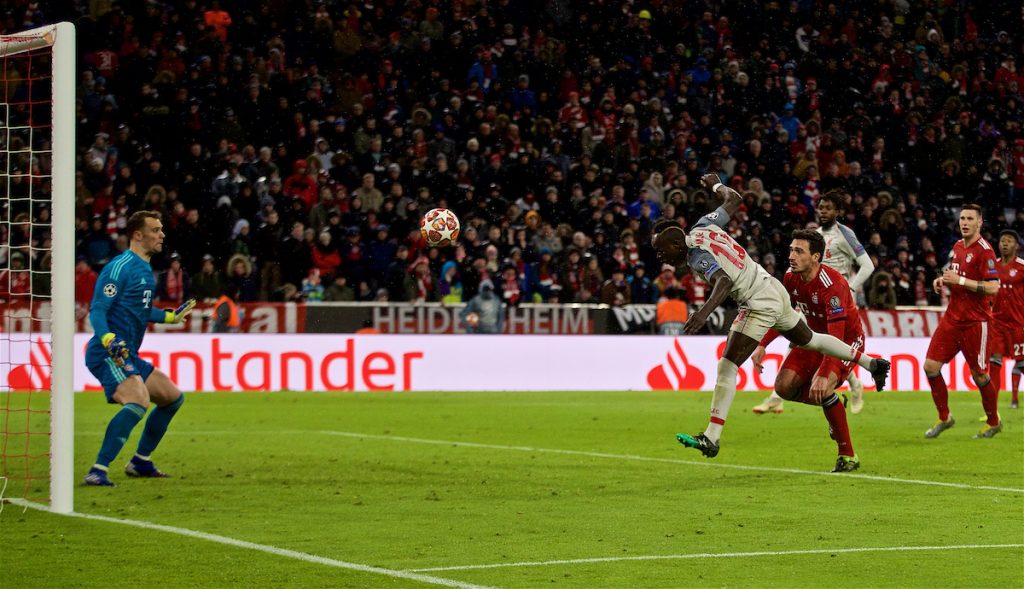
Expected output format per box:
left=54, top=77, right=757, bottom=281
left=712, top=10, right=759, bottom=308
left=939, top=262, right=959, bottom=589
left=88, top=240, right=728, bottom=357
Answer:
left=752, top=395, right=784, bottom=414
left=83, top=467, right=115, bottom=487
left=973, top=422, right=1003, bottom=439
left=125, top=456, right=170, bottom=478
left=676, top=433, right=720, bottom=458
left=832, top=454, right=860, bottom=473
left=869, top=359, right=892, bottom=392
left=849, top=377, right=864, bottom=414
left=924, top=417, right=956, bottom=439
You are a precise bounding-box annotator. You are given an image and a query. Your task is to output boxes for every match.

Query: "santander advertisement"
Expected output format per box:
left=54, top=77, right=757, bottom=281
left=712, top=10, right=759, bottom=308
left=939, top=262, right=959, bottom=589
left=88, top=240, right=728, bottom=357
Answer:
left=0, top=335, right=996, bottom=393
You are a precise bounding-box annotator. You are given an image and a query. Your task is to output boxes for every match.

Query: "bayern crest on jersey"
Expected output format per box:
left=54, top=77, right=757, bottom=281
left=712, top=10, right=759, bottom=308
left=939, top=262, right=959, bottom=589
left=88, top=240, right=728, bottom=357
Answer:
left=966, top=253, right=974, bottom=263
left=811, top=292, right=819, bottom=304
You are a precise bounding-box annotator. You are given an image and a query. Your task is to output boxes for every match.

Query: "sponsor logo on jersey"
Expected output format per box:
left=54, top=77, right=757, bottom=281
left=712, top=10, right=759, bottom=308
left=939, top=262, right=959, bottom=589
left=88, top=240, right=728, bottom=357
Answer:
left=103, top=283, right=117, bottom=297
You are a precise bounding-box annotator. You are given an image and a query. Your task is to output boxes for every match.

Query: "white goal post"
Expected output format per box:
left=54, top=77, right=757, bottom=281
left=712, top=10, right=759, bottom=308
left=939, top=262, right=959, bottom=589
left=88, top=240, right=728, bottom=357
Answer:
left=0, top=22, right=75, bottom=513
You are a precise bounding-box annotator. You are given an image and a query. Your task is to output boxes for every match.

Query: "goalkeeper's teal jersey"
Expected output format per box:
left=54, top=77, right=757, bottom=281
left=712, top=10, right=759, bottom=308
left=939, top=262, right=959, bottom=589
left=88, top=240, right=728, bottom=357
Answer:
left=85, top=250, right=165, bottom=362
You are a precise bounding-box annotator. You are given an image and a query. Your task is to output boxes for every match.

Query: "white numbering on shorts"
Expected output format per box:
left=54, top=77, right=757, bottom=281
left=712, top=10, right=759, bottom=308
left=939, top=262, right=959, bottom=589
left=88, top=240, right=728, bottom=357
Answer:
left=142, top=289, right=152, bottom=309
left=1014, top=342, right=1024, bottom=357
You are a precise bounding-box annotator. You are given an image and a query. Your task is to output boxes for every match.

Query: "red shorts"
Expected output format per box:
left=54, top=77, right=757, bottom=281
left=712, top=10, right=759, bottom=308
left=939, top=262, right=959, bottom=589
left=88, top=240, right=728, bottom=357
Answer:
left=989, top=320, right=1024, bottom=359
left=926, top=318, right=990, bottom=372
left=781, top=333, right=864, bottom=384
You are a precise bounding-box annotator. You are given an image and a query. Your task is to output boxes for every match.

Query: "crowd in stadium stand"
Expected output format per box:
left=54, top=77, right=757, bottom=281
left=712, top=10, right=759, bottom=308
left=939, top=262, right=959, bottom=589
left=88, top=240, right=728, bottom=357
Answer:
left=23, top=1, right=1024, bottom=310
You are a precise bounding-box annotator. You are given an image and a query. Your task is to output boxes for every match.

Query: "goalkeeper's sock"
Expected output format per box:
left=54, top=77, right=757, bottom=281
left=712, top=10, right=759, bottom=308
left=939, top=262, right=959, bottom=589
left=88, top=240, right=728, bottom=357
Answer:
left=94, top=403, right=147, bottom=469
left=703, top=358, right=738, bottom=443
left=821, top=393, right=854, bottom=457
left=137, top=394, right=184, bottom=457
left=803, top=332, right=873, bottom=370
left=926, top=372, right=950, bottom=422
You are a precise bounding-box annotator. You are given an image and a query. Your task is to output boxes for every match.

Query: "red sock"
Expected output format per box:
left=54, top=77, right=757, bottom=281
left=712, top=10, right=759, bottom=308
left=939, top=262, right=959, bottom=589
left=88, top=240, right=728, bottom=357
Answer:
left=990, top=361, right=1002, bottom=392
left=1013, top=371, right=1021, bottom=403
left=927, top=374, right=950, bottom=421
left=979, top=378, right=1000, bottom=426
left=822, top=400, right=855, bottom=456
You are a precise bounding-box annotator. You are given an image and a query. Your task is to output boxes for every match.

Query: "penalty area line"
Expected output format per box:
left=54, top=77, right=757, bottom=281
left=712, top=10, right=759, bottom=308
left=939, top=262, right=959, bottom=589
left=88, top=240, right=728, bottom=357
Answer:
left=9, top=499, right=494, bottom=589
left=408, top=543, right=1024, bottom=572
left=315, top=430, right=1024, bottom=494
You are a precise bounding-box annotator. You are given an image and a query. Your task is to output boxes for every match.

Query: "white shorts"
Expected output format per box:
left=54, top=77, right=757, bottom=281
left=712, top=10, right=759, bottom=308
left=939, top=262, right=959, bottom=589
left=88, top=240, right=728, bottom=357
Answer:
left=731, top=276, right=802, bottom=341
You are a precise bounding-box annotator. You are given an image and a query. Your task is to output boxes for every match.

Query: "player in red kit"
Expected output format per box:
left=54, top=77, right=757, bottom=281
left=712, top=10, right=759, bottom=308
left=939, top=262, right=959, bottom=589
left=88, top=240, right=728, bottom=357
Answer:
left=751, top=230, right=863, bottom=472
left=924, top=204, right=1002, bottom=439
left=989, top=230, right=1024, bottom=409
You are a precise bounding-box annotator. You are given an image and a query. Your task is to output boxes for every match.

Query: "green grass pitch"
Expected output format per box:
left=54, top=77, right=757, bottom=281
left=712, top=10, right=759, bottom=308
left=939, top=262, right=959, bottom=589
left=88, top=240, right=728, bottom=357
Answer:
left=2, top=390, right=1022, bottom=588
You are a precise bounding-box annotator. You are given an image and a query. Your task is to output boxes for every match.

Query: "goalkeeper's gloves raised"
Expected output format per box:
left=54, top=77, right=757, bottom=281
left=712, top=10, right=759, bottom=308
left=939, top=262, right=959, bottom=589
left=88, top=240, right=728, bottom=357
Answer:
left=164, top=298, right=197, bottom=324
left=100, top=332, right=130, bottom=367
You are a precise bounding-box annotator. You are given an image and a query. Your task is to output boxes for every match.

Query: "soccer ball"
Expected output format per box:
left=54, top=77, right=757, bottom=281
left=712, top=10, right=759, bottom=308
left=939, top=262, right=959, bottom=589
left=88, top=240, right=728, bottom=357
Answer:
left=420, top=208, right=461, bottom=247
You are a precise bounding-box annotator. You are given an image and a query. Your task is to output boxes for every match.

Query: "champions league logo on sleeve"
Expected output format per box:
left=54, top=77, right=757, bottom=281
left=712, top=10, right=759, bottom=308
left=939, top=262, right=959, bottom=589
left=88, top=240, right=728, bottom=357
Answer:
left=828, top=295, right=843, bottom=314
left=103, top=283, right=117, bottom=297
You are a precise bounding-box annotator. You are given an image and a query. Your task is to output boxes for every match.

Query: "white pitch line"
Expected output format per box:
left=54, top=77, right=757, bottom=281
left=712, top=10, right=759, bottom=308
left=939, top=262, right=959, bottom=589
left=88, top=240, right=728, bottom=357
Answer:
left=316, top=430, right=1024, bottom=494
left=9, top=499, right=494, bottom=589
left=407, top=543, right=1024, bottom=573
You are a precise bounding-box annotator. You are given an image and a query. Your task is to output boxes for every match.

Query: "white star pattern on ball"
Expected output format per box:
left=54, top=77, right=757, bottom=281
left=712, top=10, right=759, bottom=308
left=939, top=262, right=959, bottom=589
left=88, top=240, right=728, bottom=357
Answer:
left=420, top=208, right=461, bottom=248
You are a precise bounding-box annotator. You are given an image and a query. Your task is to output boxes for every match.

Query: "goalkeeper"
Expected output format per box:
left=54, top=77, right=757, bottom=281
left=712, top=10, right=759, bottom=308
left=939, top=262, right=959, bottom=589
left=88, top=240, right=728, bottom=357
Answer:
left=83, top=211, right=197, bottom=487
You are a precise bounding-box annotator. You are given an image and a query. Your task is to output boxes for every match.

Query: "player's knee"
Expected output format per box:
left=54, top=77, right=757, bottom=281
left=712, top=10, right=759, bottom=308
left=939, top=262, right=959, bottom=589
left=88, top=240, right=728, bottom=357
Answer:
left=923, top=359, right=942, bottom=375
left=774, top=382, right=800, bottom=401
left=115, top=381, right=150, bottom=409
left=773, top=371, right=800, bottom=399
left=971, top=370, right=990, bottom=386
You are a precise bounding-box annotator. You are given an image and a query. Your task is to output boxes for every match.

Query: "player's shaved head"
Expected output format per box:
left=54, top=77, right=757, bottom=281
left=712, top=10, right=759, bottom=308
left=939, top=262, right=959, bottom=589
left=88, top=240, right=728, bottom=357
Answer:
left=999, top=229, right=1020, bottom=259
left=651, top=219, right=687, bottom=267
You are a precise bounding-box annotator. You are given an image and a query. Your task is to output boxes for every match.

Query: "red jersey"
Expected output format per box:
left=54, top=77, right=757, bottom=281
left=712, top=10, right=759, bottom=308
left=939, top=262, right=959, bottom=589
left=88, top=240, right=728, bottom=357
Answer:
left=762, top=264, right=864, bottom=377
left=993, top=256, right=1024, bottom=327
left=945, top=237, right=998, bottom=323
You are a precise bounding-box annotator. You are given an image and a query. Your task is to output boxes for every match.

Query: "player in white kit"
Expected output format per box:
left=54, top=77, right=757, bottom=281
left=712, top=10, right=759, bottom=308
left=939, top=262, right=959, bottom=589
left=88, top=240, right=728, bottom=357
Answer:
left=753, top=190, right=876, bottom=415
left=651, top=175, right=891, bottom=458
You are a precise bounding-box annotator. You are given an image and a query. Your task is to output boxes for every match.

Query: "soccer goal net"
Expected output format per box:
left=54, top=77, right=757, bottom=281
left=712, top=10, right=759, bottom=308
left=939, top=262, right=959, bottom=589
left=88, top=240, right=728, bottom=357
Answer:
left=0, top=23, right=74, bottom=513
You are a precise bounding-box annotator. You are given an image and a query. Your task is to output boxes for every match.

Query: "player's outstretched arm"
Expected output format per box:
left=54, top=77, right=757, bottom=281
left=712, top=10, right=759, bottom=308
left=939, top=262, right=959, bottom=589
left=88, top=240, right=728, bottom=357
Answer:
left=700, top=173, right=743, bottom=218
left=684, top=268, right=732, bottom=335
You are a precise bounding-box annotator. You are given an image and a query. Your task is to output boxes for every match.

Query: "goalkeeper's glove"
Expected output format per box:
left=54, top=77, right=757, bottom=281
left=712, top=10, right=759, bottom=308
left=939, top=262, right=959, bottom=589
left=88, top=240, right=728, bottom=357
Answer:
left=164, top=298, right=197, bottom=324
left=100, top=332, right=130, bottom=367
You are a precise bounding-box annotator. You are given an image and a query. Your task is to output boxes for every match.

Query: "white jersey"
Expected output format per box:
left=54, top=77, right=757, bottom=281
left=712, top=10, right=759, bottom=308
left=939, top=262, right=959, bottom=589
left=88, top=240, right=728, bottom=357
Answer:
left=685, top=207, right=774, bottom=304
left=817, top=222, right=866, bottom=284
